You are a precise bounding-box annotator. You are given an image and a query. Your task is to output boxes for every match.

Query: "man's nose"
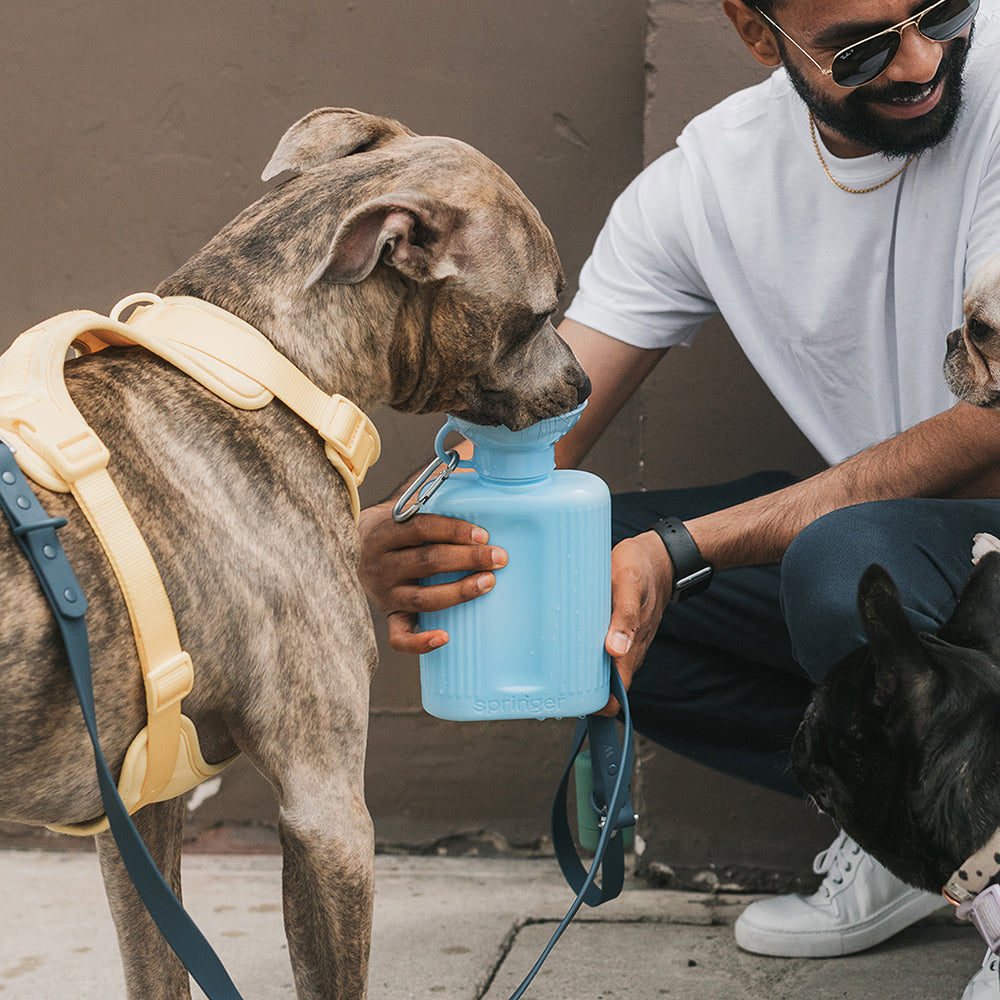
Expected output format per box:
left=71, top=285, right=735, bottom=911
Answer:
left=883, top=22, right=944, bottom=84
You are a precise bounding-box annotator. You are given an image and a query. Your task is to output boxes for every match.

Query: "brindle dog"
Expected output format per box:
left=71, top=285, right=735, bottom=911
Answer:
left=0, top=107, right=590, bottom=1000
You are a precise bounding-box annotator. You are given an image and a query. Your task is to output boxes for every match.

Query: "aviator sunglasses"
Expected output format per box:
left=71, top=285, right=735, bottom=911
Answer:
left=754, top=0, right=980, bottom=87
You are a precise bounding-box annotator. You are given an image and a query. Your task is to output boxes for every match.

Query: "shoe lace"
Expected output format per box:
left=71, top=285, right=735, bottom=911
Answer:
left=812, top=830, right=862, bottom=898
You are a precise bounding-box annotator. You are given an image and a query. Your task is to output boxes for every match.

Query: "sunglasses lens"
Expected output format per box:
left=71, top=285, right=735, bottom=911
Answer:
left=919, top=0, right=979, bottom=39
left=831, top=0, right=977, bottom=86
left=832, top=35, right=900, bottom=86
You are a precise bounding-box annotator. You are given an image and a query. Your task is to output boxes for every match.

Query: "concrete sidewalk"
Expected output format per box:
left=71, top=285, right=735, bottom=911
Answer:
left=0, top=849, right=987, bottom=999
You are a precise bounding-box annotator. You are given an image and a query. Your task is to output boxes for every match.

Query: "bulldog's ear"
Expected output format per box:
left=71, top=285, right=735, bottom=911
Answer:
left=856, top=564, right=935, bottom=708
left=306, top=190, right=464, bottom=287
left=262, top=107, right=415, bottom=181
left=938, top=550, right=1000, bottom=658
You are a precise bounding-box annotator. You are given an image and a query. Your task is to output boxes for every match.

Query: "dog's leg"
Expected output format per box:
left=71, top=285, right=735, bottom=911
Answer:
left=96, top=797, right=191, bottom=1000
left=278, top=770, right=375, bottom=1000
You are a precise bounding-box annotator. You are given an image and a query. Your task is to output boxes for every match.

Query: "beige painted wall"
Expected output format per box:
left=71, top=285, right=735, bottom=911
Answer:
left=2, top=0, right=836, bottom=882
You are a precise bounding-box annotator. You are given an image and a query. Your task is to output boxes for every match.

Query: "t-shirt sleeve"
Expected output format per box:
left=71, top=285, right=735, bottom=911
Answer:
left=564, top=147, right=720, bottom=349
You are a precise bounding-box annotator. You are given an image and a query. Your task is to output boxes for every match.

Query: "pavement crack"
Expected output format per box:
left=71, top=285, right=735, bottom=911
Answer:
left=475, top=917, right=529, bottom=1000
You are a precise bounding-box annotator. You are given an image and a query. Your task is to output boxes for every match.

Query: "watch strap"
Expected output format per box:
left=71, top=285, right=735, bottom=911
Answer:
left=649, top=516, right=713, bottom=602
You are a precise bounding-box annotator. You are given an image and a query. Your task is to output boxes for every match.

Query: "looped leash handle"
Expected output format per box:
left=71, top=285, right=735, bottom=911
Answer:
left=0, top=440, right=245, bottom=1000
left=551, top=670, right=635, bottom=907
left=506, top=668, right=634, bottom=1000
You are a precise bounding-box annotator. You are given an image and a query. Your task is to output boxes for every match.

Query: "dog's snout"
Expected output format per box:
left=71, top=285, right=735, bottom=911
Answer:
left=946, top=326, right=964, bottom=353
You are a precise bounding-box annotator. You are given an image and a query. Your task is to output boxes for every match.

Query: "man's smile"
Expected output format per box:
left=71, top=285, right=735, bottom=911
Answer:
left=867, top=78, right=945, bottom=118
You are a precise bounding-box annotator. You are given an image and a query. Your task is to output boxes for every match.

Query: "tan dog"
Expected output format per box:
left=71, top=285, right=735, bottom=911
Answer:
left=0, top=107, right=589, bottom=1000
left=944, top=251, right=1000, bottom=407
left=945, top=252, right=1000, bottom=563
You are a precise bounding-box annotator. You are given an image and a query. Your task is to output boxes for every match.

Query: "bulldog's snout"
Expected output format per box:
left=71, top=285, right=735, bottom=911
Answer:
left=946, top=326, right=964, bottom=353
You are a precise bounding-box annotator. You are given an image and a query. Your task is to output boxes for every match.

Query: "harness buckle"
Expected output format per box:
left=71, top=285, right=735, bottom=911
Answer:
left=318, top=395, right=379, bottom=483
left=1, top=398, right=110, bottom=484
left=144, top=651, right=195, bottom=714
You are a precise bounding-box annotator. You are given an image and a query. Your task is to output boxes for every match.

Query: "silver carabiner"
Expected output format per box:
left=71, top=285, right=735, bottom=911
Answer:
left=392, top=449, right=461, bottom=522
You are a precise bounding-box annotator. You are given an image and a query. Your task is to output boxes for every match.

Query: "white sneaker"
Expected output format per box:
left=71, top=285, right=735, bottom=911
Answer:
left=734, top=829, right=947, bottom=957
left=963, top=950, right=1000, bottom=1000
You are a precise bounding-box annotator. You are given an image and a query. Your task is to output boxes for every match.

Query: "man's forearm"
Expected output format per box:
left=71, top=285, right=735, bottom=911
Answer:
left=686, top=402, right=1000, bottom=571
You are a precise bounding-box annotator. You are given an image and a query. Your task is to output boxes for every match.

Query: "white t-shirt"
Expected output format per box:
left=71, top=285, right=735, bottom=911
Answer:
left=566, top=3, right=1000, bottom=465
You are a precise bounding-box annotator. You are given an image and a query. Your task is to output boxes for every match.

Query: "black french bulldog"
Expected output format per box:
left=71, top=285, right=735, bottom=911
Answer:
left=792, top=551, right=1000, bottom=894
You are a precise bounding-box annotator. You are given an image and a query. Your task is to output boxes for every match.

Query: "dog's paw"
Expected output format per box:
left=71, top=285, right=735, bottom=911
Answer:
left=972, top=532, right=1000, bottom=564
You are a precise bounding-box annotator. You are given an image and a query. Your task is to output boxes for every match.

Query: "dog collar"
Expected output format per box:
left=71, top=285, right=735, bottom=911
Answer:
left=943, top=827, right=1000, bottom=953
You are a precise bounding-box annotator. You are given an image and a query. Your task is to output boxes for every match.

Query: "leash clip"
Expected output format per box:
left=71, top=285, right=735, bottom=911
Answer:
left=957, top=883, right=1000, bottom=953
left=392, top=449, right=461, bottom=522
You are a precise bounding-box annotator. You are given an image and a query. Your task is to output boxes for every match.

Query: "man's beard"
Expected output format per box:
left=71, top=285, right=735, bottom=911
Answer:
left=780, top=30, right=971, bottom=158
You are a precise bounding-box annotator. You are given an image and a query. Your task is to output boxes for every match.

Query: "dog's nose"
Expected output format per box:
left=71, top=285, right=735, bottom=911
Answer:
left=946, top=326, right=964, bottom=352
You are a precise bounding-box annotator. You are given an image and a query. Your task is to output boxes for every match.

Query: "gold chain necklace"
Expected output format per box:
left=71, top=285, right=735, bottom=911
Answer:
left=808, top=111, right=916, bottom=194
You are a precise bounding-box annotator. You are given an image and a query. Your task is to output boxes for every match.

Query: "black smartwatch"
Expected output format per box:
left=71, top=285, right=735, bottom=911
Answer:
left=648, top=516, right=713, bottom=602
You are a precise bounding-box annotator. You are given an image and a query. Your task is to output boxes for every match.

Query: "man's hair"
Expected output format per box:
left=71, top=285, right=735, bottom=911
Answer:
left=750, top=0, right=783, bottom=18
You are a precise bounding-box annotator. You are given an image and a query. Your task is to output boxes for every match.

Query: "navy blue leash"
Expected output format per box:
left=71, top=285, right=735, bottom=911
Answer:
left=506, top=669, right=635, bottom=999
left=0, top=439, right=245, bottom=1000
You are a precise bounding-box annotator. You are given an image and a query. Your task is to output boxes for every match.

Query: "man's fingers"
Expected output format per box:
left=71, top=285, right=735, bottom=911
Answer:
left=391, top=570, right=498, bottom=615
left=358, top=503, right=507, bottom=614
left=593, top=531, right=672, bottom=717
left=386, top=611, right=449, bottom=655
left=384, top=539, right=507, bottom=586
left=364, top=508, right=490, bottom=551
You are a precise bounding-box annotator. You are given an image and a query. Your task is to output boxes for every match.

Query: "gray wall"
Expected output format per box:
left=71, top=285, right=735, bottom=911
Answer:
left=2, top=0, right=837, bottom=883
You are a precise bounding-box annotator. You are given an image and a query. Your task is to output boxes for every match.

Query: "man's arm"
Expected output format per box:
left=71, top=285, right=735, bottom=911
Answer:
left=600, top=399, right=1000, bottom=713
left=554, top=319, right=668, bottom=468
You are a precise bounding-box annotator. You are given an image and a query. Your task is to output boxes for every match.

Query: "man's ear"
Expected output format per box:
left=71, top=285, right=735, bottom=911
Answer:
left=722, top=0, right=783, bottom=68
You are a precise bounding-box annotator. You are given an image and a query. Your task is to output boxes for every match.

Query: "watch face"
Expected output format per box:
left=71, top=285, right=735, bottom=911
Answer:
left=673, top=565, right=713, bottom=602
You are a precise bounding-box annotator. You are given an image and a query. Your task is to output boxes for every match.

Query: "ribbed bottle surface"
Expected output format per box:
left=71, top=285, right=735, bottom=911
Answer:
left=418, top=470, right=611, bottom=720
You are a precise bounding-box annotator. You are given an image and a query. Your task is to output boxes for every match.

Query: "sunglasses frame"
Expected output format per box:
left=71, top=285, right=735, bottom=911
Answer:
left=754, top=0, right=978, bottom=88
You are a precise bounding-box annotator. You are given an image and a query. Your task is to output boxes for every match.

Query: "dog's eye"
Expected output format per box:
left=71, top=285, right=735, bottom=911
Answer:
left=968, top=316, right=992, bottom=343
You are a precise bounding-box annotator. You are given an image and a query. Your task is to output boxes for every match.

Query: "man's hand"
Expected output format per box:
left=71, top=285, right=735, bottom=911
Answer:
left=357, top=500, right=509, bottom=654
left=597, top=529, right=673, bottom=716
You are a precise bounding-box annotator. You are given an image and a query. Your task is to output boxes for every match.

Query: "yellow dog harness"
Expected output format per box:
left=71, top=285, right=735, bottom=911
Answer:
left=0, top=294, right=380, bottom=835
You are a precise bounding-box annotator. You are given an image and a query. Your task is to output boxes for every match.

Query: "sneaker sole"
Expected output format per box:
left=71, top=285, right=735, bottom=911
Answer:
left=734, top=889, right=948, bottom=958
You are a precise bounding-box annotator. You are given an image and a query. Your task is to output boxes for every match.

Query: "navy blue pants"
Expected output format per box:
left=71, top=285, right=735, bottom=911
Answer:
left=613, top=472, right=1000, bottom=797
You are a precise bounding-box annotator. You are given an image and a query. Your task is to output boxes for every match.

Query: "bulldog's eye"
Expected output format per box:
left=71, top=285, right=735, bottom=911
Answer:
left=968, top=316, right=992, bottom=343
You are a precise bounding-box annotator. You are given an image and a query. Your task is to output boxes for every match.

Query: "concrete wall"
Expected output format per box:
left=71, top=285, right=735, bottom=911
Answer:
left=2, top=0, right=837, bottom=884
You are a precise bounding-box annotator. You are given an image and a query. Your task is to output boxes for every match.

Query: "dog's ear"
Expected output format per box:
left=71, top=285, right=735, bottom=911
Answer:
left=306, top=190, right=464, bottom=287
left=856, top=564, right=935, bottom=708
left=938, top=550, right=1000, bottom=658
left=261, top=108, right=415, bottom=181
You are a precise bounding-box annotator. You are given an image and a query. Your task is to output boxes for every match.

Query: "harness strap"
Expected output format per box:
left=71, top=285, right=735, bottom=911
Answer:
left=0, top=312, right=208, bottom=819
left=0, top=296, right=380, bottom=830
left=96, top=294, right=381, bottom=519
left=0, top=440, right=245, bottom=999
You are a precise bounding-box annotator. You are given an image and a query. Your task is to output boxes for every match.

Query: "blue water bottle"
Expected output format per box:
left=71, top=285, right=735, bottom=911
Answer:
left=406, top=402, right=611, bottom=721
